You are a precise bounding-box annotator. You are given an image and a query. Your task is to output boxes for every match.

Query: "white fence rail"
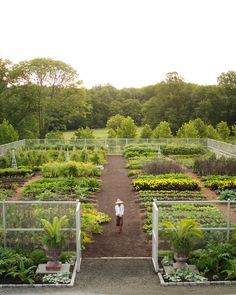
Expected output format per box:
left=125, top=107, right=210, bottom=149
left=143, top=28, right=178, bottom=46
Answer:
left=76, top=202, right=81, bottom=272
left=152, top=201, right=159, bottom=272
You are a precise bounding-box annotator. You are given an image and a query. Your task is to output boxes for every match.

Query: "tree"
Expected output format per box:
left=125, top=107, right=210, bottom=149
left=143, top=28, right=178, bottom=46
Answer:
left=216, top=121, right=230, bottom=140
left=232, top=125, right=236, bottom=137
left=121, top=99, right=143, bottom=125
left=45, top=131, right=64, bottom=139
left=106, top=114, right=125, bottom=131
left=192, top=118, right=208, bottom=137
left=0, top=119, right=19, bottom=144
left=117, top=117, right=137, bottom=138
left=177, top=121, right=199, bottom=138
left=217, top=71, right=236, bottom=125
left=206, top=124, right=220, bottom=140
left=140, top=124, right=152, bottom=138
left=10, top=58, right=79, bottom=138
left=74, top=127, right=95, bottom=139
left=87, top=85, right=121, bottom=128
left=152, top=121, right=173, bottom=138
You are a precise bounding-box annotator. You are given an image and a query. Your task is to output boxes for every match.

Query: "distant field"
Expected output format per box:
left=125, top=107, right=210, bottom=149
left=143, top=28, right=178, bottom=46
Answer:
left=63, top=127, right=142, bottom=139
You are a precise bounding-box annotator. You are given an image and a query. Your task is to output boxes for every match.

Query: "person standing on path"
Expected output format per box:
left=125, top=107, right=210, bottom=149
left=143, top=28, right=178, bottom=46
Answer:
left=115, top=198, right=124, bottom=233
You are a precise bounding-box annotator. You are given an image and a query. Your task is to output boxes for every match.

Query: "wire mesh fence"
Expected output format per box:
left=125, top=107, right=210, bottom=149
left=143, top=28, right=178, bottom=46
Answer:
left=0, top=201, right=77, bottom=250
left=0, top=140, right=25, bottom=156
left=1, top=137, right=236, bottom=157
left=208, top=138, right=236, bottom=158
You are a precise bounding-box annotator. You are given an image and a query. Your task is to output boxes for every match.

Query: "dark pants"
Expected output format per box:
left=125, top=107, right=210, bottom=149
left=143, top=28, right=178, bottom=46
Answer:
left=116, top=216, right=123, bottom=226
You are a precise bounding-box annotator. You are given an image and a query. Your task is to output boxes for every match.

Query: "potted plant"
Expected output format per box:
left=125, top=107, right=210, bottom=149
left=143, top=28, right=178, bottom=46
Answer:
left=41, top=215, right=68, bottom=271
left=163, top=219, right=204, bottom=269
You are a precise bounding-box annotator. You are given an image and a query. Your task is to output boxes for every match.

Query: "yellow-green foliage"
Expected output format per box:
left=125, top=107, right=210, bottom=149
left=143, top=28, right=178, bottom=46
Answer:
left=133, top=178, right=200, bottom=191
left=42, top=161, right=101, bottom=177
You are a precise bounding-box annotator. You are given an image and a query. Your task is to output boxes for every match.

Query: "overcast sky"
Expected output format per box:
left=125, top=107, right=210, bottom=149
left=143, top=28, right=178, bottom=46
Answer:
left=0, top=0, right=236, bottom=88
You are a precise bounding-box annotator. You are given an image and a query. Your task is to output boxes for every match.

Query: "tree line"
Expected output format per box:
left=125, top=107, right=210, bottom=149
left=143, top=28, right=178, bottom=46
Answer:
left=0, top=57, right=236, bottom=142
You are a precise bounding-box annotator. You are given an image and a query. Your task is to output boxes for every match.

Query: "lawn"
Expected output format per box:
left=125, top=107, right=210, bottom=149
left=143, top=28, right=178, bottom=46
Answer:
left=63, top=127, right=142, bottom=139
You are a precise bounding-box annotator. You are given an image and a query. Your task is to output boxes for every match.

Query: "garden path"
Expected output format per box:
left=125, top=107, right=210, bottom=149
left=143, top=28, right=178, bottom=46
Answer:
left=12, top=174, right=42, bottom=200
left=83, top=155, right=151, bottom=257
left=180, top=164, right=236, bottom=224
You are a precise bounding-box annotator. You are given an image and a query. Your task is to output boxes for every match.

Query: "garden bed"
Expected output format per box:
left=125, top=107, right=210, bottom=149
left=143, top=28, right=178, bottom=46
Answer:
left=0, top=263, right=77, bottom=287
left=158, top=271, right=236, bottom=286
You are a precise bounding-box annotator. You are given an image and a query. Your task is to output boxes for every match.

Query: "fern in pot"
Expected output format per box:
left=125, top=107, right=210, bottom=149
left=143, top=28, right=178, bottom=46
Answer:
left=163, top=219, right=204, bottom=269
left=41, top=215, right=68, bottom=271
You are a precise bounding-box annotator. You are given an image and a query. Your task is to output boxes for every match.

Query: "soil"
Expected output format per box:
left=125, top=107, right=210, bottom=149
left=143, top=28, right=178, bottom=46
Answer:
left=12, top=174, right=42, bottom=200
left=83, top=155, right=151, bottom=257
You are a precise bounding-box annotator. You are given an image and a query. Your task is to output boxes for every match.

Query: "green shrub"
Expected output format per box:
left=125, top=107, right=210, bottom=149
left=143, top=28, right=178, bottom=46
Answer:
left=29, top=249, right=47, bottom=265
left=189, top=243, right=236, bottom=277
left=0, top=168, right=33, bottom=178
left=162, top=146, right=206, bottom=155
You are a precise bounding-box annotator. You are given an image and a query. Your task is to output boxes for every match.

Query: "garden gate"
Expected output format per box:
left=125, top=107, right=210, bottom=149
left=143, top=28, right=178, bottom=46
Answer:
left=152, top=201, right=159, bottom=272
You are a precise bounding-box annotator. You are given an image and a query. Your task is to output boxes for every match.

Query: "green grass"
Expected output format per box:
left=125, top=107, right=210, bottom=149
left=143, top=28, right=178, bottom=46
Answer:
left=64, top=127, right=142, bottom=139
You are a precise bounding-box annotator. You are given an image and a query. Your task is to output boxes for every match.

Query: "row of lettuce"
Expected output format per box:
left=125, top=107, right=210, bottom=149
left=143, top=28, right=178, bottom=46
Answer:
left=0, top=147, right=110, bottom=284
left=125, top=143, right=236, bottom=282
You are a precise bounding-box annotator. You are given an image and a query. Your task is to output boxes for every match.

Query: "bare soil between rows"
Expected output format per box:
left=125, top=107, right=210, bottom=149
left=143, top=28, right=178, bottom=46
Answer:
left=83, top=155, right=151, bottom=257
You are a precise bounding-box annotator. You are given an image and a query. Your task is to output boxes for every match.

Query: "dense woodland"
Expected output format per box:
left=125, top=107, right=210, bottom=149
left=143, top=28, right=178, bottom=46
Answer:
left=0, top=57, right=236, bottom=140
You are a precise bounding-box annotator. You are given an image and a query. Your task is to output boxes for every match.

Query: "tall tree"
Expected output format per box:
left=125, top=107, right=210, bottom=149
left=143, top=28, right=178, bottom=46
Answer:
left=152, top=121, right=173, bottom=138
left=10, top=58, right=79, bottom=138
left=217, top=71, right=236, bottom=125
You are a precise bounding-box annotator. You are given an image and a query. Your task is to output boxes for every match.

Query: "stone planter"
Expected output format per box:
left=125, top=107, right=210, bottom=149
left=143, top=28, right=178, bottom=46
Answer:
left=173, top=251, right=188, bottom=269
left=46, top=248, right=62, bottom=271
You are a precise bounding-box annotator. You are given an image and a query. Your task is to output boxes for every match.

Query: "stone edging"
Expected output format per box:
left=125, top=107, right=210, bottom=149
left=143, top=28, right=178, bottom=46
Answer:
left=0, top=262, right=77, bottom=288
left=158, top=272, right=236, bottom=286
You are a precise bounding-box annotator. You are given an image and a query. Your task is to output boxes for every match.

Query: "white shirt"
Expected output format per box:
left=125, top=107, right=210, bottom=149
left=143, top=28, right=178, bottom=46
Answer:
left=115, top=204, right=124, bottom=216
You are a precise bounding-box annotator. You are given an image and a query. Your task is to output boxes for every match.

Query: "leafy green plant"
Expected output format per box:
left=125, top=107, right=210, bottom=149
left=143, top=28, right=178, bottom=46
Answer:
left=60, top=251, right=76, bottom=264
left=42, top=161, right=101, bottom=177
left=0, top=168, right=33, bottom=178
left=163, top=219, right=204, bottom=254
left=41, top=216, right=68, bottom=249
left=23, top=177, right=100, bottom=200
left=133, top=178, right=200, bottom=191
left=7, top=259, right=36, bottom=284
left=0, top=248, right=29, bottom=276
left=189, top=243, right=236, bottom=276
left=163, top=267, right=207, bottom=282
left=42, top=271, right=71, bottom=284
left=219, top=189, right=236, bottom=201
left=30, top=249, right=47, bottom=265
left=162, top=146, right=206, bottom=155
left=222, top=259, right=236, bottom=280
left=161, top=255, right=174, bottom=266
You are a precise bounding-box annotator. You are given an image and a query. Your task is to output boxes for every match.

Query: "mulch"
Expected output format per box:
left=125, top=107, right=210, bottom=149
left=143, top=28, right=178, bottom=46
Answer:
left=83, top=155, right=151, bottom=257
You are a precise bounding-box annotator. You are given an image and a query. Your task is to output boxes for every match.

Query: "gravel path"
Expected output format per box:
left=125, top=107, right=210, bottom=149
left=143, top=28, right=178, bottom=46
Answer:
left=2, top=259, right=236, bottom=295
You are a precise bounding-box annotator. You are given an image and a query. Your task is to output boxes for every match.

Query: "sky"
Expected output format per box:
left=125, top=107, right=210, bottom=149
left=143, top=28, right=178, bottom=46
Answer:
left=0, top=0, right=236, bottom=89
